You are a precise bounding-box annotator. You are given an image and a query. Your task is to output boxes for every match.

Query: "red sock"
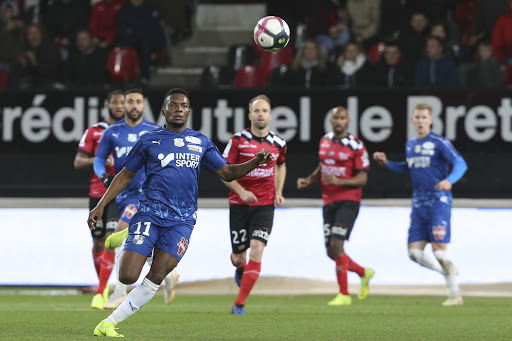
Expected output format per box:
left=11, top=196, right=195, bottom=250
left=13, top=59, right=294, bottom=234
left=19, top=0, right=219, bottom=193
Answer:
left=92, top=249, right=102, bottom=278
left=230, top=253, right=246, bottom=271
left=334, top=255, right=349, bottom=295
left=234, top=260, right=261, bottom=305
left=95, top=250, right=115, bottom=295
left=346, top=254, right=365, bottom=277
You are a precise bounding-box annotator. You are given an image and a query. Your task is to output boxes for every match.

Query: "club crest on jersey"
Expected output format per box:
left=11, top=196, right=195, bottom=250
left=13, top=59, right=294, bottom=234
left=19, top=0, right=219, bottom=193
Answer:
left=432, top=225, right=446, bottom=241
left=422, top=141, right=435, bottom=149
left=174, top=138, right=185, bottom=147
left=133, top=235, right=145, bottom=245
left=177, top=237, right=189, bottom=256
left=185, top=136, right=201, bottom=144
left=127, top=133, right=138, bottom=142
left=414, top=145, right=421, bottom=153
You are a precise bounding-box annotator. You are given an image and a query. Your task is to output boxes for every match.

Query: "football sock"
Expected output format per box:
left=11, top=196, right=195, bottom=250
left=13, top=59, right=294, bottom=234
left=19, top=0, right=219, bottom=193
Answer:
left=95, top=249, right=115, bottom=295
left=408, top=249, right=444, bottom=274
left=234, top=260, right=260, bottom=305
left=105, top=278, right=159, bottom=324
left=92, top=249, right=102, bottom=277
left=433, top=250, right=459, bottom=296
left=112, top=246, right=127, bottom=296
left=345, top=254, right=365, bottom=277
left=334, top=255, right=349, bottom=295
left=230, top=253, right=246, bottom=271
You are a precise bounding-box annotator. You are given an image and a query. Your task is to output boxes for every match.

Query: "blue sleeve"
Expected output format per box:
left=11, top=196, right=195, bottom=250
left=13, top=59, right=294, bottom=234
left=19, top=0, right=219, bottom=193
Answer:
left=438, top=138, right=461, bottom=164
left=446, top=157, right=467, bottom=184
left=386, top=161, right=409, bottom=174
left=93, top=132, right=112, bottom=178
left=202, top=140, right=227, bottom=172
left=124, top=138, right=147, bottom=173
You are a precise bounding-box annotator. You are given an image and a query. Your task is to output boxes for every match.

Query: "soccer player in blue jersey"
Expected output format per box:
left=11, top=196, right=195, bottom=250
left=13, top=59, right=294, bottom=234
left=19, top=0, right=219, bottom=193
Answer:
left=93, top=88, right=179, bottom=309
left=88, top=88, right=273, bottom=337
left=373, top=103, right=467, bottom=306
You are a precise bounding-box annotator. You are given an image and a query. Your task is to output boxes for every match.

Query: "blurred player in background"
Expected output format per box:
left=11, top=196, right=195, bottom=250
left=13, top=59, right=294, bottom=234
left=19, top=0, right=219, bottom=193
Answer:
left=222, top=95, right=286, bottom=315
left=74, top=90, right=125, bottom=309
left=373, top=103, right=467, bottom=306
left=297, top=107, right=374, bottom=306
left=89, top=88, right=274, bottom=337
left=93, top=88, right=177, bottom=309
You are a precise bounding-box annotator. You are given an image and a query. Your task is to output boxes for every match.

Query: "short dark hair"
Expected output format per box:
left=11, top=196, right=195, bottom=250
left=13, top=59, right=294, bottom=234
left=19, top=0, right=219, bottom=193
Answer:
left=76, top=27, right=92, bottom=38
left=106, top=90, right=124, bottom=103
left=164, top=88, right=189, bottom=100
left=384, top=40, right=400, bottom=50
left=125, top=88, right=144, bottom=97
left=426, top=35, right=443, bottom=47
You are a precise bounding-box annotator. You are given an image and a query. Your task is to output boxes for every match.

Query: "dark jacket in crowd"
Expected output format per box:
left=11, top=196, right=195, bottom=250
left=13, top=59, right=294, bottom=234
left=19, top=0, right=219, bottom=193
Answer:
left=413, top=55, right=459, bottom=88
left=63, top=47, right=108, bottom=87
left=468, top=58, right=504, bottom=88
left=284, top=65, right=329, bottom=88
left=375, top=61, right=410, bottom=88
left=327, top=60, right=376, bottom=88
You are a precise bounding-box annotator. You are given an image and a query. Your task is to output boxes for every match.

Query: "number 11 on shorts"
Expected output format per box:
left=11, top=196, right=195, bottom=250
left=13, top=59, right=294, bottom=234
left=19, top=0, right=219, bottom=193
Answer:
left=134, top=221, right=151, bottom=236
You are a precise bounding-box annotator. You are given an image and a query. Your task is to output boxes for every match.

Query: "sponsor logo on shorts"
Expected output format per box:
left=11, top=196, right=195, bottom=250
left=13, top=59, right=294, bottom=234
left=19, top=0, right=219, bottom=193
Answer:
left=122, top=204, right=137, bottom=219
left=177, top=237, right=189, bottom=256
left=133, top=235, right=145, bottom=245
left=433, top=225, right=446, bottom=241
left=332, top=225, right=348, bottom=237
left=252, top=229, right=270, bottom=241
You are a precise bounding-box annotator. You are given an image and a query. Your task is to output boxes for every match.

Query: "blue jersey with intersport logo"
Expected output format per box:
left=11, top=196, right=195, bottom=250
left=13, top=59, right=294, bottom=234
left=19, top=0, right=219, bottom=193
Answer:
left=123, top=127, right=227, bottom=225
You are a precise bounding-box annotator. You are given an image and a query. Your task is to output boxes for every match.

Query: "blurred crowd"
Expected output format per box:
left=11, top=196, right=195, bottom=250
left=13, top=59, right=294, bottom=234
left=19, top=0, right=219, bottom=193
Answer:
left=0, top=0, right=194, bottom=89
left=207, top=0, right=512, bottom=89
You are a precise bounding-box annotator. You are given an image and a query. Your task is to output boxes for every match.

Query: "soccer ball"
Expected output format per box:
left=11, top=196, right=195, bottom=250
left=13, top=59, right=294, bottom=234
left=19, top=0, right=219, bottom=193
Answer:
left=253, top=16, right=290, bottom=52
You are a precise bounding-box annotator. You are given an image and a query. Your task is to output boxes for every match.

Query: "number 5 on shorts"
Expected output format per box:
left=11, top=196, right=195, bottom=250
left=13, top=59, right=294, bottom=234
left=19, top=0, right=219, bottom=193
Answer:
left=134, top=221, right=151, bottom=236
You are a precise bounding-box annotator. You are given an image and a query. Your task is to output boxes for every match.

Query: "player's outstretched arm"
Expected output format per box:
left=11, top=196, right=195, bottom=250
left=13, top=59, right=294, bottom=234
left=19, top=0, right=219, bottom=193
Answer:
left=216, top=149, right=273, bottom=182
left=88, top=167, right=136, bottom=230
left=297, top=163, right=321, bottom=189
left=372, top=152, right=388, bottom=166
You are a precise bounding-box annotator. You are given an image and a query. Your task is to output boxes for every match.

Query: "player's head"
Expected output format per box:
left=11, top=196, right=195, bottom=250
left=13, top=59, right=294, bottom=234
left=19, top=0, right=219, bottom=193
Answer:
left=330, top=106, right=349, bottom=137
left=161, top=88, right=190, bottom=129
left=248, top=95, right=272, bottom=130
left=105, top=90, right=125, bottom=121
left=124, top=88, right=145, bottom=123
left=411, top=103, right=432, bottom=136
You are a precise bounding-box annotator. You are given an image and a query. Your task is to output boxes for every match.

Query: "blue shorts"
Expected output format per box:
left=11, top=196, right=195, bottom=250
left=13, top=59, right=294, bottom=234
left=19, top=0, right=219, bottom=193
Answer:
left=408, top=196, right=452, bottom=244
left=116, top=195, right=139, bottom=223
left=123, top=212, right=194, bottom=261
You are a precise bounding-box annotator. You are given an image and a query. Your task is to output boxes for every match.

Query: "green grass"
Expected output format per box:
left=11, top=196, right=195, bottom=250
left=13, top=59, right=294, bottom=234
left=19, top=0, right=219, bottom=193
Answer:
left=0, top=294, right=511, bottom=340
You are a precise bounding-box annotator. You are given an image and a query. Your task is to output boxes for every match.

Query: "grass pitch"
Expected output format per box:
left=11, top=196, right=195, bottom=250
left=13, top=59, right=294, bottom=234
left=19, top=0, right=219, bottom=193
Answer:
left=0, top=293, right=511, bottom=340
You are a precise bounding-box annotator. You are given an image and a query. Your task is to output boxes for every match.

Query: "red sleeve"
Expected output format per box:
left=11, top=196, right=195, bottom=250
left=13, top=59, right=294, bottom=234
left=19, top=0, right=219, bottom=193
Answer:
left=222, top=137, right=239, bottom=164
left=77, top=129, right=94, bottom=155
left=89, top=4, right=100, bottom=39
left=354, top=145, right=370, bottom=171
left=277, top=141, right=286, bottom=164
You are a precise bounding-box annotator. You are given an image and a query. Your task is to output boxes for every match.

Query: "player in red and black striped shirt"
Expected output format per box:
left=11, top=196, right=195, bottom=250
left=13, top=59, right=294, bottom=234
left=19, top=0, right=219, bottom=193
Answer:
left=297, top=106, right=374, bottom=306
left=222, top=94, right=287, bottom=315
left=74, top=90, right=124, bottom=309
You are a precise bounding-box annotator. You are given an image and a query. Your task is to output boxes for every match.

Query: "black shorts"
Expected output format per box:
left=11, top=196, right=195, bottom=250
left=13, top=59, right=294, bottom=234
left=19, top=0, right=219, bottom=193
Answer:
left=89, top=197, right=119, bottom=238
left=229, top=204, right=274, bottom=253
left=323, top=200, right=360, bottom=245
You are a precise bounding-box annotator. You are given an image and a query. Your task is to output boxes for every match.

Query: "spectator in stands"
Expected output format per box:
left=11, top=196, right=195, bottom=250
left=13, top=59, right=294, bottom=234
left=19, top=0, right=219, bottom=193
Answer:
left=468, top=42, right=504, bottom=88
left=413, top=36, right=458, bottom=88
left=282, top=40, right=328, bottom=88
left=313, top=0, right=350, bottom=55
left=0, top=2, right=25, bottom=68
left=89, top=0, right=126, bottom=49
left=399, top=12, right=429, bottom=67
left=15, top=23, right=60, bottom=89
left=453, top=0, right=479, bottom=64
left=42, top=0, right=91, bottom=60
left=346, top=0, right=381, bottom=49
left=472, top=0, right=507, bottom=42
left=375, top=41, right=409, bottom=88
left=430, top=22, right=457, bottom=60
left=328, top=41, right=375, bottom=88
left=117, top=0, right=166, bottom=85
left=63, top=28, right=108, bottom=88
left=491, top=0, right=512, bottom=64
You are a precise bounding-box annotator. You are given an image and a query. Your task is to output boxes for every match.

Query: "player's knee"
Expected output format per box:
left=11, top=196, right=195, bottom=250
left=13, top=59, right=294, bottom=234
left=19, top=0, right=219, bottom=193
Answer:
left=326, top=247, right=343, bottom=260
left=118, top=272, right=138, bottom=285
left=408, top=249, right=423, bottom=263
left=433, top=250, right=448, bottom=266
